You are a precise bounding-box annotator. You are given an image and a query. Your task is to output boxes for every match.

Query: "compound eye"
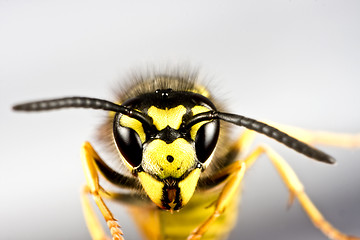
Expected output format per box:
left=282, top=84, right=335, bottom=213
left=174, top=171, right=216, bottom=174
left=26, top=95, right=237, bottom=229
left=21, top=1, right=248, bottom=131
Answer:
left=113, top=114, right=143, bottom=168
left=195, top=120, right=220, bottom=163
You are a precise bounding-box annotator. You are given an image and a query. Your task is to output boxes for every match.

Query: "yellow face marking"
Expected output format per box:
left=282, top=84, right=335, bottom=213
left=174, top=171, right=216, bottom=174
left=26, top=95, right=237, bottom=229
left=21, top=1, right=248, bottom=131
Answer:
left=190, top=105, right=211, bottom=140
left=147, top=105, right=187, bottom=131
left=138, top=172, right=164, bottom=207
left=119, top=115, right=146, bottom=143
left=178, top=168, right=201, bottom=206
left=142, top=138, right=195, bottom=179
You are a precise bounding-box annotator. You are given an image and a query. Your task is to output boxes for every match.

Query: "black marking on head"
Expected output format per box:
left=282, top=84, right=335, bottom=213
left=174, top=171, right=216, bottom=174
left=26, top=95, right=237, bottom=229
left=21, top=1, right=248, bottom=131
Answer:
left=167, top=155, right=174, bottom=163
left=154, top=126, right=189, bottom=143
left=161, top=180, right=182, bottom=210
left=113, top=113, right=143, bottom=168
left=121, top=91, right=216, bottom=112
left=155, top=88, right=173, bottom=100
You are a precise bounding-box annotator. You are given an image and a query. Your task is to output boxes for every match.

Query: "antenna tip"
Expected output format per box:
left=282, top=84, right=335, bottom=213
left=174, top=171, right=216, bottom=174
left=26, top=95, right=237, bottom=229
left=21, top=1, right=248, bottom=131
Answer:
left=12, top=104, right=24, bottom=111
left=326, top=156, right=336, bottom=164
left=317, top=153, right=336, bottom=164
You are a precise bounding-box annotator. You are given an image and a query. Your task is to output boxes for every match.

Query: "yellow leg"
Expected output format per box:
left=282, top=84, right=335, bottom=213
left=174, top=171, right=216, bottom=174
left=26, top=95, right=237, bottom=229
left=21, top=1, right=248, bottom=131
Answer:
left=187, top=162, right=246, bottom=240
left=186, top=130, right=279, bottom=240
left=227, top=128, right=257, bottom=157
left=81, top=186, right=111, bottom=240
left=266, top=122, right=360, bottom=148
left=189, top=127, right=359, bottom=240
left=243, top=144, right=360, bottom=240
left=81, top=141, right=124, bottom=240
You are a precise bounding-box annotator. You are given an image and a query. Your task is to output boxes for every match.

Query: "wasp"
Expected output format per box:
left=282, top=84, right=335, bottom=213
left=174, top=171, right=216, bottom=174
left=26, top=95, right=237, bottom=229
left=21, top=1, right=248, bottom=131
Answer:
left=13, top=72, right=360, bottom=240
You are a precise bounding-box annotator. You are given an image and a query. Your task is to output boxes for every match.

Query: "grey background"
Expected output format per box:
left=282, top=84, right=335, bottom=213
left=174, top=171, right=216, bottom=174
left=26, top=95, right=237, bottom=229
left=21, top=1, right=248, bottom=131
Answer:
left=1, top=1, right=359, bottom=240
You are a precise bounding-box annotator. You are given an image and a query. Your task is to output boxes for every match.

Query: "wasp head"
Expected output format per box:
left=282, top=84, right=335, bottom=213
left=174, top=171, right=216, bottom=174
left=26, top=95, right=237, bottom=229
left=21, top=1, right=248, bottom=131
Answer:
left=113, top=89, right=220, bottom=210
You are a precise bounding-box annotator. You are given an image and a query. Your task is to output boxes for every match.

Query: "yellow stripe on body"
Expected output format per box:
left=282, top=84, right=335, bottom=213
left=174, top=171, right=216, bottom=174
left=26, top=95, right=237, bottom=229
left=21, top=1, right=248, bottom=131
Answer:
left=128, top=188, right=240, bottom=240
left=161, top=190, right=239, bottom=240
left=192, top=84, right=211, bottom=98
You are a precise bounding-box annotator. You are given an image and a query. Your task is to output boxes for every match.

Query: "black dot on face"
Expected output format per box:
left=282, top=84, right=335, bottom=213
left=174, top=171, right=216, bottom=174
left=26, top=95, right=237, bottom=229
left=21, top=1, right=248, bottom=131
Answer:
left=166, top=155, right=174, bottom=163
